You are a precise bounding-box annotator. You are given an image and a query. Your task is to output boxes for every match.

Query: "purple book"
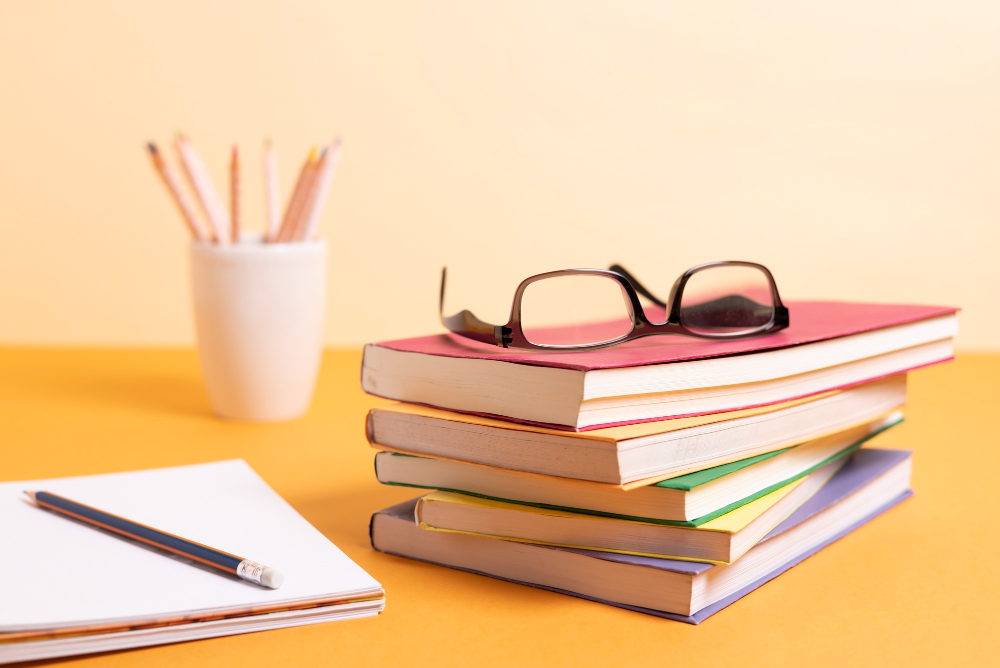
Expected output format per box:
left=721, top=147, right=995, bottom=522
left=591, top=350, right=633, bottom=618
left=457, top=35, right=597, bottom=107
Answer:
left=370, top=448, right=912, bottom=623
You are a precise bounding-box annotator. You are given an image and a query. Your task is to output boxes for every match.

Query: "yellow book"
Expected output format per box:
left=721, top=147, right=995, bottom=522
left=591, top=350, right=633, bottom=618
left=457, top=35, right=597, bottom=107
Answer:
left=414, top=457, right=846, bottom=565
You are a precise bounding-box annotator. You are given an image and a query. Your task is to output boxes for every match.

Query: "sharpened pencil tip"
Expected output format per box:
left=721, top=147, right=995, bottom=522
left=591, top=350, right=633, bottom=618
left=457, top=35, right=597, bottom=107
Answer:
left=264, top=137, right=272, bottom=149
left=147, top=142, right=158, bottom=154
left=23, top=491, right=37, bottom=502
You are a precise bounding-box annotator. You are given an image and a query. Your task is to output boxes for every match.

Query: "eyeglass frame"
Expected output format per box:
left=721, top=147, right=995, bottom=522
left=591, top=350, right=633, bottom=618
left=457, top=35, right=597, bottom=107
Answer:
left=439, top=261, right=789, bottom=352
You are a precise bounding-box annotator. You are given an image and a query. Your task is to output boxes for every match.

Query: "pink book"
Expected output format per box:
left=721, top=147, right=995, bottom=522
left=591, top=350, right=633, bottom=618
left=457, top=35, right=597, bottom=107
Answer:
left=361, top=301, right=958, bottom=430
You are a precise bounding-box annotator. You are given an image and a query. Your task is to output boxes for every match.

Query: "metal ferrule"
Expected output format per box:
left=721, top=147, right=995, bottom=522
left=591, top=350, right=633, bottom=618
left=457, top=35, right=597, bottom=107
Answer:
left=236, top=559, right=266, bottom=585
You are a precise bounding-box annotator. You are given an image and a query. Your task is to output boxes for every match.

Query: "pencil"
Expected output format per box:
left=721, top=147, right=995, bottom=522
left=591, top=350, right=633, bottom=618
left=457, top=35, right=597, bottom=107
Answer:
left=25, top=490, right=284, bottom=588
left=298, top=138, right=342, bottom=241
left=274, top=147, right=318, bottom=243
left=146, top=142, right=208, bottom=242
left=230, top=145, right=240, bottom=243
left=186, top=135, right=232, bottom=245
left=288, top=147, right=326, bottom=242
left=263, top=139, right=281, bottom=242
left=175, top=134, right=231, bottom=245
left=174, top=137, right=217, bottom=243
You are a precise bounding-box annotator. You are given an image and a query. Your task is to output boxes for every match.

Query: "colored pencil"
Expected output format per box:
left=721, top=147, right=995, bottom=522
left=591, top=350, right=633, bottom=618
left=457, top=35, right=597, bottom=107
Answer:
left=289, top=147, right=326, bottom=242
left=274, top=147, right=318, bottom=243
left=263, top=139, right=281, bottom=242
left=25, top=490, right=284, bottom=588
left=298, top=138, right=342, bottom=241
left=230, top=145, right=240, bottom=243
left=148, top=133, right=340, bottom=244
left=146, top=142, right=208, bottom=242
left=176, top=135, right=231, bottom=245
left=174, top=137, right=216, bottom=243
left=187, top=135, right=232, bottom=245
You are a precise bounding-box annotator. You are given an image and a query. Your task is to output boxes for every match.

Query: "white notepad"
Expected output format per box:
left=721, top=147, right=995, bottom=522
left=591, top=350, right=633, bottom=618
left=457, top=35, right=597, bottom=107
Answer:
left=0, top=460, right=384, bottom=663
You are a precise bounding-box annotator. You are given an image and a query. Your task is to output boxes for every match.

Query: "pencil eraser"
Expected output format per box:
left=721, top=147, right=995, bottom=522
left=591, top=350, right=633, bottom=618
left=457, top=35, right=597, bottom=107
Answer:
left=261, top=567, right=284, bottom=589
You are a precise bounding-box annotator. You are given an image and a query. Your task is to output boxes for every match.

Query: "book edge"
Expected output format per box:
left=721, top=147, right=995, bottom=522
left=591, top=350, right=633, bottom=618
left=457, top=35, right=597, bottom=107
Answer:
left=369, top=305, right=959, bottom=372
left=369, top=490, right=912, bottom=624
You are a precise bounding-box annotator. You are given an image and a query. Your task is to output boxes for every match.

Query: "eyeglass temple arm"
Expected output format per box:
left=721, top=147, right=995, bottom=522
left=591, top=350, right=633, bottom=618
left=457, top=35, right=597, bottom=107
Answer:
left=439, top=267, right=504, bottom=346
left=607, top=264, right=667, bottom=308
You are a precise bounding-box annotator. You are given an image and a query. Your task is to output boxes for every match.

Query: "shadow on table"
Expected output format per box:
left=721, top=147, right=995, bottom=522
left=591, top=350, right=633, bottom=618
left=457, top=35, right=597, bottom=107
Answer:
left=72, top=372, right=213, bottom=418
left=11, top=370, right=214, bottom=420
left=290, top=484, right=424, bottom=552
left=290, top=484, right=601, bottom=618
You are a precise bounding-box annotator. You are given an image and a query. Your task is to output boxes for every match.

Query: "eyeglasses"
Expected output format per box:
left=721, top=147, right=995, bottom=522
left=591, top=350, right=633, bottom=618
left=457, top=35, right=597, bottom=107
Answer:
left=439, top=261, right=789, bottom=352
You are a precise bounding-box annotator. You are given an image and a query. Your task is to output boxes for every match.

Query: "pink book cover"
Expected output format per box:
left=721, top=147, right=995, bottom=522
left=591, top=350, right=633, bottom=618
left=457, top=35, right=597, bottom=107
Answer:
left=370, top=301, right=958, bottom=372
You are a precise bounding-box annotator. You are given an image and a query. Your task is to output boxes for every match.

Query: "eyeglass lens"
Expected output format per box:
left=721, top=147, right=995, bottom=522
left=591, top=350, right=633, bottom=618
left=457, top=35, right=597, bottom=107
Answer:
left=679, top=265, right=775, bottom=335
left=520, top=275, right=634, bottom=346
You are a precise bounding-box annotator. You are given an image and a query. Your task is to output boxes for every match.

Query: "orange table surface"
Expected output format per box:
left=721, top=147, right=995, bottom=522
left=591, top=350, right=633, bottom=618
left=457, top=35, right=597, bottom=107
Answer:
left=2, top=350, right=999, bottom=667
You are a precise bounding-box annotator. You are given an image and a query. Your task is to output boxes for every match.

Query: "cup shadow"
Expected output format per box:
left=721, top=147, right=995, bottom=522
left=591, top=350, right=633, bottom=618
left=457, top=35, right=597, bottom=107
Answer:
left=67, top=373, right=213, bottom=418
left=16, top=369, right=215, bottom=420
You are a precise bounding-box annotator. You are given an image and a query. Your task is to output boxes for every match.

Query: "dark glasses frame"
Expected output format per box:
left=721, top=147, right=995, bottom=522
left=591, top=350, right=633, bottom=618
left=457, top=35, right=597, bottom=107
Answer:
left=440, top=261, right=789, bottom=351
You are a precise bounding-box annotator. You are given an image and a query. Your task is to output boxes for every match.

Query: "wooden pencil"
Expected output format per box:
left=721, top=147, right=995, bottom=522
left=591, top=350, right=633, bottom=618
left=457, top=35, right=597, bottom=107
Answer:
left=263, top=139, right=281, bottom=242
left=298, top=138, right=342, bottom=241
left=25, top=491, right=283, bottom=588
left=174, top=137, right=216, bottom=243
left=187, top=135, right=232, bottom=245
left=288, top=147, right=326, bottom=242
left=274, top=148, right=318, bottom=243
left=230, top=145, right=240, bottom=243
left=176, top=134, right=231, bottom=245
left=146, top=142, right=209, bottom=242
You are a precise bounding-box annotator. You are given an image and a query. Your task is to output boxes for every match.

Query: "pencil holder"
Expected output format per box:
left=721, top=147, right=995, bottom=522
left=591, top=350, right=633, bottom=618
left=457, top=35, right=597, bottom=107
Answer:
left=190, top=236, right=327, bottom=421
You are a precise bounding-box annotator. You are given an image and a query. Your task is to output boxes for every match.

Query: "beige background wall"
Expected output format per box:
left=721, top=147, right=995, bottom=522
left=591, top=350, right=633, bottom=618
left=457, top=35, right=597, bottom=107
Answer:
left=0, top=1, right=996, bottom=349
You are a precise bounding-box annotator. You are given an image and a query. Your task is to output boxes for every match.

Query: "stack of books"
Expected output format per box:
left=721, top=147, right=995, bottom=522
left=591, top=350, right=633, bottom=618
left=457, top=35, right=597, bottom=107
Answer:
left=365, top=301, right=957, bottom=622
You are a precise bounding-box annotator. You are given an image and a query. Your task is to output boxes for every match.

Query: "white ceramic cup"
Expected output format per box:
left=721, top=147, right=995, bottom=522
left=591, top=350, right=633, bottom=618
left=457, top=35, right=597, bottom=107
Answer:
left=190, top=236, right=327, bottom=421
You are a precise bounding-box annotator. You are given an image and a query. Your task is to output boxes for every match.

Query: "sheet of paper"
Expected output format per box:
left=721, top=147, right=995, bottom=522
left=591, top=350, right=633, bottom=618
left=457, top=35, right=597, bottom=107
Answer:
left=0, top=460, right=382, bottom=631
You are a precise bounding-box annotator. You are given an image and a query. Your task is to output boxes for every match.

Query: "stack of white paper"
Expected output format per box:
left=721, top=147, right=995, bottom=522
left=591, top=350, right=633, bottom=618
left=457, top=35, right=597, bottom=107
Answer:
left=0, top=460, right=384, bottom=664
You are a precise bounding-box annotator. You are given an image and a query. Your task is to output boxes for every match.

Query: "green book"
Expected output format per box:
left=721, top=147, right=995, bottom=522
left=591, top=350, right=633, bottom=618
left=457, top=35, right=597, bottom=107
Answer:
left=375, top=415, right=901, bottom=526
